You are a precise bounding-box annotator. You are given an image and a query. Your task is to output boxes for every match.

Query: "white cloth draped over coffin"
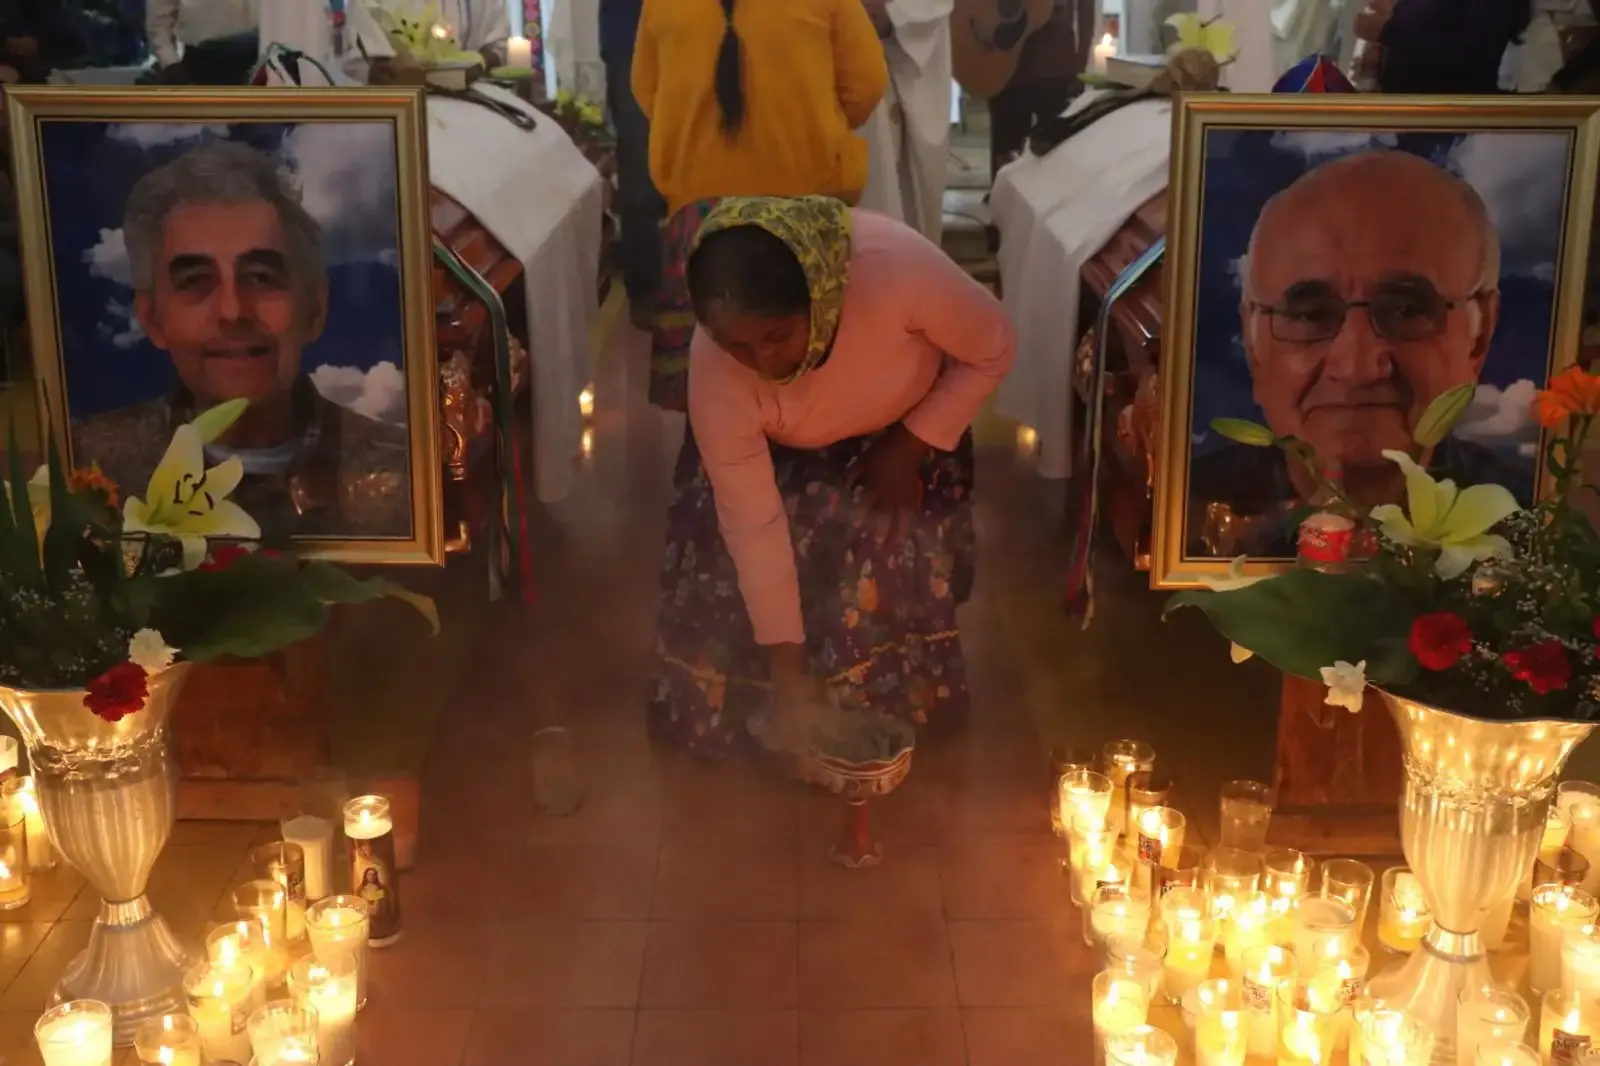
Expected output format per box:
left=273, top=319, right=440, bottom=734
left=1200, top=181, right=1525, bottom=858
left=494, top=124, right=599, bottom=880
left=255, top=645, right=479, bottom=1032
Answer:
left=857, top=0, right=954, bottom=244
left=427, top=84, right=605, bottom=505
left=990, top=92, right=1172, bottom=480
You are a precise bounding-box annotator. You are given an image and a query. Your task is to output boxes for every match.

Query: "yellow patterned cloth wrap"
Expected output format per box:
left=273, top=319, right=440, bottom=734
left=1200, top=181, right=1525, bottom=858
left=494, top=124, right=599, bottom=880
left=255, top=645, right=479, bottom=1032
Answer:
left=691, top=195, right=853, bottom=383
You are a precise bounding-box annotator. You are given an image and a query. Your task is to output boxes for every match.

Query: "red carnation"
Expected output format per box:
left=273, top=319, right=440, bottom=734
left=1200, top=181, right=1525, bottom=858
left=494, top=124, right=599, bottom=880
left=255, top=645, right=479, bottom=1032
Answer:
left=1409, top=612, right=1474, bottom=671
left=1502, top=641, right=1572, bottom=695
left=83, top=662, right=149, bottom=723
left=198, top=545, right=277, bottom=572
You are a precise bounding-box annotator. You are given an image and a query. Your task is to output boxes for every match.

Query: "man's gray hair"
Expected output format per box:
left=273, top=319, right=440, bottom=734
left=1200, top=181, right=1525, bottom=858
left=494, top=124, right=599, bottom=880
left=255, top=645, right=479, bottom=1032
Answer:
left=123, top=139, right=326, bottom=300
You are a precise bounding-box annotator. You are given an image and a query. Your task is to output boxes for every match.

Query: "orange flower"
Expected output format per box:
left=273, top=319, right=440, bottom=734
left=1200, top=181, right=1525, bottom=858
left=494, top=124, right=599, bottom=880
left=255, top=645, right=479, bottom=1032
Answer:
left=856, top=577, right=880, bottom=613
left=1533, top=366, right=1600, bottom=428
left=67, top=463, right=119, bottom=507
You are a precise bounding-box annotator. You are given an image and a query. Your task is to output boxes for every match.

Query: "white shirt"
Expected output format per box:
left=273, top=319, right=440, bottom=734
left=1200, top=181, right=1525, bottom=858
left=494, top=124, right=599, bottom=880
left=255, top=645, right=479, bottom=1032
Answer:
left=147, top=0, right=261, bottom=67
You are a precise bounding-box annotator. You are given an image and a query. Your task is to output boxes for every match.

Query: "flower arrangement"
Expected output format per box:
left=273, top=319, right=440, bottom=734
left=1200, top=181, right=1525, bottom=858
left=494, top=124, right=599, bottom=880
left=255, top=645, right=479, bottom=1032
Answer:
left=549, top=90, right=613, bottom=150
left=368, top=2, right=485, bottom=68
left=1167, top=366, right=1600, bottom=722
left=0, top=400, right=436, bottom=721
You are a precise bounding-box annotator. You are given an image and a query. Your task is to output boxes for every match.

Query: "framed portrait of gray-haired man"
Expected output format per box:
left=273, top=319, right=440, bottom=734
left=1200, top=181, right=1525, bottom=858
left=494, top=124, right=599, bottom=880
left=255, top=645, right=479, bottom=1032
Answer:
left=1151, top=93, right=1600, bottom=588
left=6, top=86, right=443, bottom=565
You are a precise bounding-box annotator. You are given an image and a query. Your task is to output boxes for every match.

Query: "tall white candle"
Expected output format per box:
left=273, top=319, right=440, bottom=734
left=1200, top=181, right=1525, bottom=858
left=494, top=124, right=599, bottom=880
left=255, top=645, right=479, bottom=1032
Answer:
left=282, top=815, right=335, bottom=901
left=507, top=34, right=533, bottom=69
left=34, top=1000, right=114, bottom=1066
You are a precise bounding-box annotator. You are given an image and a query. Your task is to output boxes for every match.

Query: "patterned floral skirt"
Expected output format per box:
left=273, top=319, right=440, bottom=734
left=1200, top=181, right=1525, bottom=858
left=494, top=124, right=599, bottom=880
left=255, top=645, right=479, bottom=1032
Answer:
left=648, top=428, right=977, bottom=757
left=648, top=199, right=721, bottom=412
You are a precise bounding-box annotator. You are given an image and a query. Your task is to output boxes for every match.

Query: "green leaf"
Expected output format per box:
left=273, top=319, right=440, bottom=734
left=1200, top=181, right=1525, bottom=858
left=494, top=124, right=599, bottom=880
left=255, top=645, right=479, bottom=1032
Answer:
left=190, top=398, right=249, bottom=445
left=1164, top=569, right=1420, bottom=686
left=41, top=436, right=92, bottom=590
left=1211, top=418, right=1276, bottom=447
left=295, top=562, right=440, bottom=634
left=5, top=422, right=39, bottom=583
left=1412, top=384, right=1476, bottom=448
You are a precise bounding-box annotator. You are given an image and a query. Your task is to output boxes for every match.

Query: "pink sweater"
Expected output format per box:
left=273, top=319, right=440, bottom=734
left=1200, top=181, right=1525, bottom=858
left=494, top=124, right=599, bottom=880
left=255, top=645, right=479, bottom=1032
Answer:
left=687, top=210, right=1017, bottom=647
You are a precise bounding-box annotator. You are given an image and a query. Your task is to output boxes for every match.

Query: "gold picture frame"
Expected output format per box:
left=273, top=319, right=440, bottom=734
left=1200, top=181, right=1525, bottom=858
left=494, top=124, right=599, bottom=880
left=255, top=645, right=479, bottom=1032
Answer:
left=1151, top=94, right=1600, bottom=588
left=7, top=86, right=443, bottom=565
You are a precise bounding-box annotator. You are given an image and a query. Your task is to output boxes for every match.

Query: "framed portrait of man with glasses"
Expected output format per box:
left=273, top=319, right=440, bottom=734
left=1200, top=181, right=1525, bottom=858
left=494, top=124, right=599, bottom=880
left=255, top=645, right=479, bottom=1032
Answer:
left=1151, top=94, right=1600, bottom=587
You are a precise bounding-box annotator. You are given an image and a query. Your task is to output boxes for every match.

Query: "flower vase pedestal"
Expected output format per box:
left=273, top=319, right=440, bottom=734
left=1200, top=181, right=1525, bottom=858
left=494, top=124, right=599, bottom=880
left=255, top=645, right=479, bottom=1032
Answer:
left=1363, top=691, right=1595, bottom=1065
left=0, top=665, right=196, bottom=1044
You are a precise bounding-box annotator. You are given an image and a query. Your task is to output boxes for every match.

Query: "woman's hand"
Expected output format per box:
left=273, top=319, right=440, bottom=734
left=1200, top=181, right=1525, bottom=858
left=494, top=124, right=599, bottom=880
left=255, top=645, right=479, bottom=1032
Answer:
left=848, top=423, right=931, bottom=521
left=765, top=643, right=832, bottom=756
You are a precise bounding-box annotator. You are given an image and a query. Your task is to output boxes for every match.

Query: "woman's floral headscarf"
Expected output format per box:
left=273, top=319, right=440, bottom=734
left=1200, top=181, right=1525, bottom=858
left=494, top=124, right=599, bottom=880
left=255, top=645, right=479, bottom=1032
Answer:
left=692, top=195, right=853, bottom=382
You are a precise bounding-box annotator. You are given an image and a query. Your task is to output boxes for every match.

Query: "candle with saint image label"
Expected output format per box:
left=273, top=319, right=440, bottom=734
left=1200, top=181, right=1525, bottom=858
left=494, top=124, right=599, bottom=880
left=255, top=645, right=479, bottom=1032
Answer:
left=343, top=795, right=402, bottom=945
left=1541, top=987, right=1592, bottom=1065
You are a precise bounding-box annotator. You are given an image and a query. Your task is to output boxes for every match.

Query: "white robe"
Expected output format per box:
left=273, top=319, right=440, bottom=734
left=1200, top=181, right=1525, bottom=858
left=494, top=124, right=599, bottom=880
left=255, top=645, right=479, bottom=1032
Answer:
left=259, top=0, right=507, bottom=85
left=1201, top=0, right=1280, bottom=90
left=856, top=0, right=953, bottom=244
left=991, top=94, right=1173, bottom=479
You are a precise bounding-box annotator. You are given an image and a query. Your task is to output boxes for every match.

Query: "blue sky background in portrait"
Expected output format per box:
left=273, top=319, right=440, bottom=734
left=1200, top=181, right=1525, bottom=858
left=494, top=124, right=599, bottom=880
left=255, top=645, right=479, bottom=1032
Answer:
left=1189, top=128, right=1573, bottom=474
left=39, top=119, right=410, bottom=424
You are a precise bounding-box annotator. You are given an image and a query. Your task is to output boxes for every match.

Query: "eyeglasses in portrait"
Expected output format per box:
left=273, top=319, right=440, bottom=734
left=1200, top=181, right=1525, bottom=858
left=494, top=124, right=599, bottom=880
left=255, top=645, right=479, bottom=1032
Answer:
left=1152, top=94, right=1600, bottom=587
left=6, top=87, right=443, bottom=565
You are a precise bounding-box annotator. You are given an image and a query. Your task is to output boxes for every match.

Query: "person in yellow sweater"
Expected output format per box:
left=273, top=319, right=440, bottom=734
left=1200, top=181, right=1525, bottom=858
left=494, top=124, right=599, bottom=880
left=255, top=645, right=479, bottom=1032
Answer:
left=631, top=0, right=888, bottom=411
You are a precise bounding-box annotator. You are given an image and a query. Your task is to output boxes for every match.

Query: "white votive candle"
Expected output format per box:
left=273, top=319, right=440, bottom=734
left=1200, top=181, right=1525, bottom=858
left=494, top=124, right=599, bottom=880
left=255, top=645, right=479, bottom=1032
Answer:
left=1541, top=987, right=1592, bottom=1064
left=184, top=960, right=255, bottom=1064
left=1293, top=896, right=1356, bottom=976
left=1241, top=944, right=1295, bottom=1058
left=1378, top=869, right=1432, bottom=954
left=282, top=815, right=335, bottom=901
left=287, top=955, right=356, bottom=1066
left=1196, top=1005, right=1247, bottom=1066
left=1088, top=885, right=1151, bottom=950
left=1565, top=924, right=1600, bottom=999
left=132, top=1014, right=201, bottom=1066
left=1458, top=985, right=1531, bottom=1066
left=506, top=34, right=533, bottom=68
left=1532, top=884, right=1599, bottom=995
left=34, top=1000, right=113, bottom=1066
left=1160, top=888, right=1217, bottom=1002
left=1224, top=892, right=1271, bottom=979
left=16, top=776, right=55, bottom=869
left=1093, top=969, right=1150, bottom=1043
left=306, top=895, right=371, bottom=1010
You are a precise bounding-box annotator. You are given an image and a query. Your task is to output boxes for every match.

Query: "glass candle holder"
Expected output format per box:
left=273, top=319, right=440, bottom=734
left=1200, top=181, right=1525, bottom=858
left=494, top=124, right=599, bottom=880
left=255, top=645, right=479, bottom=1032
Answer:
left=1561, top=784, right=1600, bottom=896
left=1182, top=977, right=1238, bottom=1032
left=206, top=919, right=273, bottom=997
left=1134, top=806, right=1186, bottom=869
left=1101, top=740, right=1155, bottom=836
left=7, top=774, right=55, bottom=869
left=343, top=795, right=401, bottom=945
left=232, top=880, right=289, bottom=986
left=287, top=954, right=357, bottom=1066
left=1475, top=1040, right=1541, bottom=1065
left=1530, top=803, right=1579, bottom=902
left=1531, top=884, right=1599, bottom=994
left=1224, top=891, right=1272, bottom=979
left=1159, top=887, right=1217, bottom=1003
left=1218, top=779, right=1275, bottom=852
left=306, top=895, right=371, bottom=1009
left=184, top=960, right=255, bottom=1064
left=0, top=783, right=30, bottom=911
left=1358, top=1007, right=1434, bottom=1065
left=1276, top=978, right=1341, bottom=1065
left=1458, top=985, right=1531, bottom=1066
left=1195, top=989, right=1248, bottom=1066
left=1293, top=896, right=1356, bottom=976
left=1202, top=847, right=1261, bottom=916
left=1049, top=747, right=1096, bottom=836
left=1126, top=770, right=1174, bottom=840
left=253, top=842, right=308, bottom=943
left=34, top=1000, right=113, bottom=1066
left=0, top=735, right=15, bottom=775
left=1152, top=844, right=1205, bottom=899
left=1567, top=924, right=1600, bottom=998
left=1086, top=883, right=1152, bottom=950
left=1104, top=1024, right=1178, bottom=1066
left=247, top=1000, right=319, bottom=1066
left=1537, top=847, right=1592, bottom=895
left=1377, top=867, right=1432, bottom=954
left=1092, top=968, right=1150, bottom=1043
left=1350, top=993, right=1388, bottom=1066
left=133, top=1015, right=202, bottom=1066
left=1070, top=825, right=1131, bottom=907
left=1262, top=848, right=1315, bottom=917
left=1541, top=987, right=1593, bottom=1065
left=1104, top=934, right=1164, bottom=1001
left=1241, top=943, right=1295, bottom=1058
left=1320, top=858, right=1375, bottom=934
left=1059, top=769, right=1113, bottom=840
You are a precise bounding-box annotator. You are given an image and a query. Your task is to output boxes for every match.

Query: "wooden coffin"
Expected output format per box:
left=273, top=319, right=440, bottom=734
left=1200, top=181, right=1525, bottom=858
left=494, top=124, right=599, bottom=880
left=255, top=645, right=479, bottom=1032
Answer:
left=1074, top=195, right=1402, bottom=856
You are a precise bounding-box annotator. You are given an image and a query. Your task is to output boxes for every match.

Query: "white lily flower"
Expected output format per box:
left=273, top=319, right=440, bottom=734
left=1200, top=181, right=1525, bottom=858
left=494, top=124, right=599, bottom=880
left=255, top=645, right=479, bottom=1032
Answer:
left=1229, top=644, right=1254, bottom=664
left=127, top=629, right=177, bottom=673
left=1320, top=660, right=1368, bottom=713
left=1368, top=450, right=1519, bottom=580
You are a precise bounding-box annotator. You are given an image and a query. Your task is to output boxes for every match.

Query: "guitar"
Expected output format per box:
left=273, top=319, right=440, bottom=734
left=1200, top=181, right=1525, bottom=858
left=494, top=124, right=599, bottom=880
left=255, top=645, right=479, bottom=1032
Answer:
left=950, top=0, right=1056, bottom=99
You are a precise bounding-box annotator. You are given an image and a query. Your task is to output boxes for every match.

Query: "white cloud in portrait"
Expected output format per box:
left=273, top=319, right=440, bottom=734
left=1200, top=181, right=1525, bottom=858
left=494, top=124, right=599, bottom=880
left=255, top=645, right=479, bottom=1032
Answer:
left=1447, top=132, right=1568, bottom=280
left=1452, top=379, right=1539, bottom=444
left=1268, top=130, right=1397, bottom=160
left=83, top=121, right=402, bottom=346
left=309, top=361, right=408, bottom=425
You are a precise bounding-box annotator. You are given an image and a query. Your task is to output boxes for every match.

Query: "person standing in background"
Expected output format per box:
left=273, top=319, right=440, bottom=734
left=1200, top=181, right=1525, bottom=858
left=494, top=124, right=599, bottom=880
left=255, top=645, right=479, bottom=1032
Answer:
left=630, top=0, right=887, bottom=412
left=856, top=0, right=954, bottom=245
left=986, top=0, right=1096, bottom=177
left=146, top=0, right=259, bottom=83
left=601, top=0, right=665, bottom=333
left=0, top=0, right=85, bottom=81
left=1353, top=0, right=1530, bottom=92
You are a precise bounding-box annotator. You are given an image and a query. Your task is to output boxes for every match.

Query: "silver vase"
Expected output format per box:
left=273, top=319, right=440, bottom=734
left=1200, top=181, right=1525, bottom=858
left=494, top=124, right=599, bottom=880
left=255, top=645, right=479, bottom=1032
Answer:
left=0, top=664, right=196, bottom=1045
left=1366, top=691, right=1596, bottom=1064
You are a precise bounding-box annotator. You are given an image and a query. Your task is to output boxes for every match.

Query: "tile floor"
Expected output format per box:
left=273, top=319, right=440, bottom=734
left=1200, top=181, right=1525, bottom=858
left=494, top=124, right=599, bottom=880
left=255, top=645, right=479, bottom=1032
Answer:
left=0, top=314, right=1236, bottom=1065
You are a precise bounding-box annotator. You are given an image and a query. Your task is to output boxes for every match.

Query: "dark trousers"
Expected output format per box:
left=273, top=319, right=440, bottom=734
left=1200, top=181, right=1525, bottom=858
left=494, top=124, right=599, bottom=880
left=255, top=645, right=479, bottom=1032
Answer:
left=987, top=76, right=1077, bottom=176
left=605, top=53, right=665, bottom=306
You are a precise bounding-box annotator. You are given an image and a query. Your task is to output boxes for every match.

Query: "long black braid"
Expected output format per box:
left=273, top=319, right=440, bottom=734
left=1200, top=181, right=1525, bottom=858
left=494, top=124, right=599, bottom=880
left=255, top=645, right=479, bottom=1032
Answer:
left=713, top=0, right=745, bottom=135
